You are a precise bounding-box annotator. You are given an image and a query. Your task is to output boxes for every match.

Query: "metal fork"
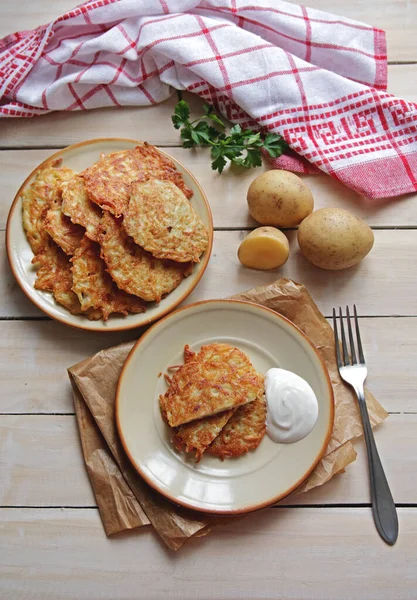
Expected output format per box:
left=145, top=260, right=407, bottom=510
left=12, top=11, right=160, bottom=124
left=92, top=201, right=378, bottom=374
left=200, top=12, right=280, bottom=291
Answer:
left=333, top=305, right=398, bottom=546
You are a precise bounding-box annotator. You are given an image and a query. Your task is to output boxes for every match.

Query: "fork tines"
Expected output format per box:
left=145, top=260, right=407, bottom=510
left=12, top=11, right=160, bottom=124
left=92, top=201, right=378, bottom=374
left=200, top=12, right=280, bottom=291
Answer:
left=332, top=305, right=365, bottom=367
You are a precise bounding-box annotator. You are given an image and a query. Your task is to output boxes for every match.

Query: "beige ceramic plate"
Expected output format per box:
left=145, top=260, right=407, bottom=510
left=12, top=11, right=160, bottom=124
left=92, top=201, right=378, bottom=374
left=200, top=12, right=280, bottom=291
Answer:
left=116, top=300, right=334, bottom=515
left=6, top=138, right=213, bottom=332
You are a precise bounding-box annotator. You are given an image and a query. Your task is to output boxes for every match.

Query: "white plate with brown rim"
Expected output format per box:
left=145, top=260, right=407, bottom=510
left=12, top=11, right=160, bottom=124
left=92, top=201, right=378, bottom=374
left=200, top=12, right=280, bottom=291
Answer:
left=6, top=138, right=213, bottom=332
left=116, top=299, right=334, bottom=515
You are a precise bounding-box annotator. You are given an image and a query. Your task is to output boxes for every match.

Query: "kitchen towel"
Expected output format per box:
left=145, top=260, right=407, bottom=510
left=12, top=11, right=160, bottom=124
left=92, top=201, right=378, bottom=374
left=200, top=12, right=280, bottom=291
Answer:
left=1, top=0, right=416, bottom=198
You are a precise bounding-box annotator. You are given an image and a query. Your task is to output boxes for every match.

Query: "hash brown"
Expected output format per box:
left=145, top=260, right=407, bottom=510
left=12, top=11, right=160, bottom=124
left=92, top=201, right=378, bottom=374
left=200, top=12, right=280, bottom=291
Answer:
left=61, top=176, right=102, bottom=242
left=173, top=409, right=235, bottom=462
left=98, top=212, right=191, bottom=303
left=71, top=236, right=146, bottom=320
left=22, top=159, right=75, bottom=254
left=33, top=240, right=102, bottom=319
left=207, top=395, right=266, bottom=460
left=160, top=343, right=264, bottom=428
left=44, top=189, right=85, bottom=255
left=125, top=179, right=209, bottom=263
left=81, top=144, right=193, bottom=217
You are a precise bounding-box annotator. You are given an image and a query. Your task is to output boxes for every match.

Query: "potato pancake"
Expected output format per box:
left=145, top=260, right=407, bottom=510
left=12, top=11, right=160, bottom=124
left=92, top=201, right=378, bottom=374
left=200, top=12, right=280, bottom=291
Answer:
left=206, top=395, right=266, bottom=460
left=61, top=176, right=102, bottom=242
left=173, top=409, right=235, bottom=462
left=44, top=189, right=84, bottom=256
left=124, top=179, right=209, bottom=263
left=33, top=240, right=102, bottom=320
left=81, top=144, right=193, bottom=217
left=22, top=159, right=75, bottom=254
left=71, top=236, right=146, bottom=321
left=98, top=212, right=191, bottom=303
left=160, top=343, right=264, bottom=428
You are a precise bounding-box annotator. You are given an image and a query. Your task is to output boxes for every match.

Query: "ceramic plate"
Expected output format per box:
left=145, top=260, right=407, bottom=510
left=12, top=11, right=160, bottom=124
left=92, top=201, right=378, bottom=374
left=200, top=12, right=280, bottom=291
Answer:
left=6, top=138, right=213, bottom=332
left=116, top=300, right=334, bottom=515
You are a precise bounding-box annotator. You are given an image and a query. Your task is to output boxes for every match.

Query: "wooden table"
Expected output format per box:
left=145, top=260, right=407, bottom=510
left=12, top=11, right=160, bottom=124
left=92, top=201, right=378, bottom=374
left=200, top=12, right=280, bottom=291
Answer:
left=1, top=2, right=416, bottom=598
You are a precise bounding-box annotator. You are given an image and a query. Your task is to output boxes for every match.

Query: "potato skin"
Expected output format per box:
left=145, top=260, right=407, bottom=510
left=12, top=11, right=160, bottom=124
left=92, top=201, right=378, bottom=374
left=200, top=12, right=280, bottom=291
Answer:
left=238, top=227, right=289, bottom=270
left=247, top=170, right=314, bottom=227
left=297, top=208, right=374, bottom=270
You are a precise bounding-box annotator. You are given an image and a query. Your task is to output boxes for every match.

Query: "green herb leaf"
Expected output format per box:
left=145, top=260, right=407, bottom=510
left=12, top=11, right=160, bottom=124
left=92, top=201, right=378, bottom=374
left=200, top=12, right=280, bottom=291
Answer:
left=203, top=103, right=213, bottom=116
left=180, top=126, right=196, bottom=147
left=172, top=100, right=287, bottom=173
left=192, top=121, right=219, bottom=144
left=229, top=123, right=242, bottom=136
left=263, top=132, right=289, bottom=158
left=211, top=153, right=227, bottom=173
left=171, top=100, right=190, bottom=129
left=203, top=103, right=225, bottom=127
left=239, top=148, right=263, bottom=169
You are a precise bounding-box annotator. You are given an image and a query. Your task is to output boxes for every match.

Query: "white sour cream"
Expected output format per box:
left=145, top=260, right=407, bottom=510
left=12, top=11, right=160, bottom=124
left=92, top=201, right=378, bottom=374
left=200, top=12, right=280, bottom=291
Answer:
left=265, top=368, right=319, bottom=443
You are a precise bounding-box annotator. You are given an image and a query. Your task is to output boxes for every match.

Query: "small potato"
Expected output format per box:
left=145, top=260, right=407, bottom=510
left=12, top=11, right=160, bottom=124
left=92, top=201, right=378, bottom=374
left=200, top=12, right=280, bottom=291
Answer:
left=247, top=170, right=314, bottom=227
left=297, top=208, right=374, bottom=270
left=238, top=227, right=289, bottom=270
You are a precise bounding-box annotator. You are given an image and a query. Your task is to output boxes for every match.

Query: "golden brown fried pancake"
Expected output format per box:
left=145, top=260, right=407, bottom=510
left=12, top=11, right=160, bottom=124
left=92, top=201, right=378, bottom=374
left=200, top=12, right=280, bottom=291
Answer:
left=81, top=143, right=193, bottom=217
left=61, top=176, right=102, bottom=242
left=207, top=395, right=266, bottom=460
left=71, top=236, right=146, bottom=321
left=125, top=179, right=209, bottom=263
left=98, top=212, right=191, bottom=303
left=173, top=409, right=235, bottom=462
left=33, top=240, right=102, bottom=319
left=168, top=345, right=234, bottom=461
left=44, top=189, right=84, bottom=256
left=22, top=159, right=75, bottom=254
left=160, top=343, right=264, bottom=428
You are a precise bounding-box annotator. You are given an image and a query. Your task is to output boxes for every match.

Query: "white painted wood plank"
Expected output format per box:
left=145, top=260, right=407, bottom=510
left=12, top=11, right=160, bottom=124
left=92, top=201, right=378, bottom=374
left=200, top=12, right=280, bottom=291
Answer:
left=0, top=414, right=415, bottom=506
left=0, top=507, right=416, bottom=600
left=186, top=230, right=417, bottom=317
left=0, top=321, right=139, bottom=413
left=0, top=0, right=415, bottom=60
left=0, top=63, right=416, bottom=148
left=348, top=317, right=417, bottom=413
left=0, top=416, right=95, bottom=507
left=0, top=0, right=80, bottom=38
left=1, top=317, right=415, bottom=414
left=0, top=92, right=201, bottom=149
left=301, top=0, right=417, bottom=62
left=2, top=230, right=417, bottom=318
left=2, top=146, right=417, bottom=230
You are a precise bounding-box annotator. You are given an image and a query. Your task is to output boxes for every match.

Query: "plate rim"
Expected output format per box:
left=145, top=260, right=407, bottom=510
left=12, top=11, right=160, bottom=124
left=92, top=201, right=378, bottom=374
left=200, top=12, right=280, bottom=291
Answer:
left=5, top=137, right=214, bottom=332
left=116, top=298, right=335, bottom=515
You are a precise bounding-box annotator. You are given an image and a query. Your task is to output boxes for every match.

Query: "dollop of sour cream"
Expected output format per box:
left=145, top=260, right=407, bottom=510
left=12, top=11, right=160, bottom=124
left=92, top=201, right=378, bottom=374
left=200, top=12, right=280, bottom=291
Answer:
left=265, top=368, right=319, bottom=443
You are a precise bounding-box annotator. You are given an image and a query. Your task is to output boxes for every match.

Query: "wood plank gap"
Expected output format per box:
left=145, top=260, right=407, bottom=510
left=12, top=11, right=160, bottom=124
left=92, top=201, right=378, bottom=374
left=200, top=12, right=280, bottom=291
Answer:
left=0, top=503, right=415, bottom=509
left=2, top=410, right=414, bottom=415
left=0, top=412, right=75, bottom=416
left=0, top=505, right=97, bottom=509
left=2, top=315, right=417, bottom=322
left=0, top=143, right=187, bottom=151
left=215, top=226, right=417, bottom=232
left=0, top=316, right=51, bottom=321
left=274, top=503, right=417, bottom=509
left=3, top=226, right=417, bottom=235
left=388, top=61, right=417, bottom=65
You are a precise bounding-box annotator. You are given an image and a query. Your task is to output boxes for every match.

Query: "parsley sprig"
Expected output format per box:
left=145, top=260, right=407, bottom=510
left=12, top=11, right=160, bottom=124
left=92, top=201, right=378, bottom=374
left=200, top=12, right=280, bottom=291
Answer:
left=171, top=100, right=287, bottom=173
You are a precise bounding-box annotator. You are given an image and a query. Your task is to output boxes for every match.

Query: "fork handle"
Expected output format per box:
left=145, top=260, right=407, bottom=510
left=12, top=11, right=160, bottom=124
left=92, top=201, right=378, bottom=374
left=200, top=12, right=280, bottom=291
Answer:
left=356, top=387, right=399, bottom=545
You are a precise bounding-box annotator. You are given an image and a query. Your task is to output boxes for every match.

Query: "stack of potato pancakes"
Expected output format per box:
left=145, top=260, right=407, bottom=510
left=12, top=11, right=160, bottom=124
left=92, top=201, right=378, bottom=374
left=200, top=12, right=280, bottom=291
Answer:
left=22, top=144, right=209, bottom=321
left=160, top=343, right=266, bottom=461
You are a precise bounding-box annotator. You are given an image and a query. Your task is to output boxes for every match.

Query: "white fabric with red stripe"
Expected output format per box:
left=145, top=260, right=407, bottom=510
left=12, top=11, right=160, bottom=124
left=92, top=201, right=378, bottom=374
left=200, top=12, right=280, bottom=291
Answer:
left=1, top=0, right=416, bottom=199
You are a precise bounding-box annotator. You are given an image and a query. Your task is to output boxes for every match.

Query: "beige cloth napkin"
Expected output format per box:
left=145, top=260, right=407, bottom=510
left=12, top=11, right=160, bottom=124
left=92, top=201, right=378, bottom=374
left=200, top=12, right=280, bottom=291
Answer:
left=68, top=278, right=388, bottom=550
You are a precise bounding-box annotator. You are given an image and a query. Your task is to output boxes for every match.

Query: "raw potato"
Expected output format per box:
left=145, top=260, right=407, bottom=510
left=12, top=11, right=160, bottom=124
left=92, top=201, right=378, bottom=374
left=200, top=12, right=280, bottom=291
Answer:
left=238, top=227, right=289, bottom=270
left=247, top=170, right=314, bottom=227
left=297, top=208, right=374, bottom=270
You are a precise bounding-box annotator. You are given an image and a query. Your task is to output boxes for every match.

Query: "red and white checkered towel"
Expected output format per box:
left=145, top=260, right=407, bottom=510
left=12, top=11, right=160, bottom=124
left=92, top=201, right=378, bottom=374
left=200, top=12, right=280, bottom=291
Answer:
left=1, top=0, right=417, bottom=199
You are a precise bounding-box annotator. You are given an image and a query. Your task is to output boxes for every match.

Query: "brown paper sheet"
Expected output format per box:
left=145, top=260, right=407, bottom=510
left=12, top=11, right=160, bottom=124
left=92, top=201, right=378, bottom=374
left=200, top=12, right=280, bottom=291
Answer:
left=69, top=278, right=388, bottom=551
